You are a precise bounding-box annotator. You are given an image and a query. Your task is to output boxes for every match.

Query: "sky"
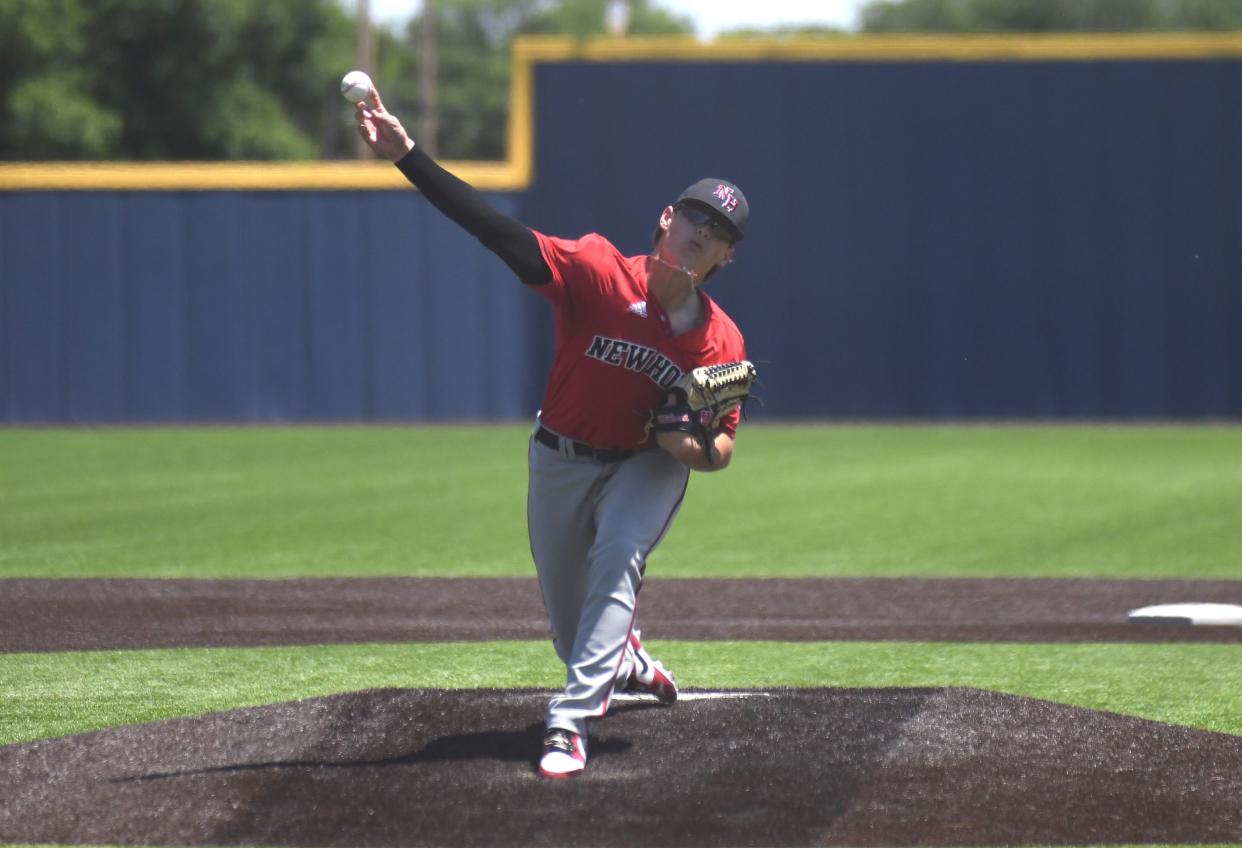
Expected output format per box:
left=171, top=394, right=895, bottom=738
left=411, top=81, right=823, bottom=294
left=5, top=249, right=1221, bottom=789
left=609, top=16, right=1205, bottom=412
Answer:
left=365, top=0, right=869, bottom=38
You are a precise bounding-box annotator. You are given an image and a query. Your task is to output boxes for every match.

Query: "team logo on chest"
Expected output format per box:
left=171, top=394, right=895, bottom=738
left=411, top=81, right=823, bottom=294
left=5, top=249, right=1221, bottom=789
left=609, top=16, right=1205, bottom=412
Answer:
left=585, top=335, right=683, bottom=388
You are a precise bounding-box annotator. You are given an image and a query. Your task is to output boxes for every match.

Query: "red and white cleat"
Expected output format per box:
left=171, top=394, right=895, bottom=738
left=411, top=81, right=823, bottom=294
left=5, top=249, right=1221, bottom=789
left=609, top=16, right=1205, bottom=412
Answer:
left=624, top=631, right=678, bottom=704
left=539, top=728, right=587, bottom=779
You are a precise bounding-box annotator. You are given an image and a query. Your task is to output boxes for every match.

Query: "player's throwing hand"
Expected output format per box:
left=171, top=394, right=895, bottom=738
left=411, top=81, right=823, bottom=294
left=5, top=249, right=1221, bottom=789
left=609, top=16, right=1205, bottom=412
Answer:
left=355, top=87, right=414, bottom=162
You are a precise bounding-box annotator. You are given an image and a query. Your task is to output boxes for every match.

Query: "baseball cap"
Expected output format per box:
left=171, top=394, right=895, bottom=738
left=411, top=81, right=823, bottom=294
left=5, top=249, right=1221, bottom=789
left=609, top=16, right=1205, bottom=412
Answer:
left=675, top=178, right=748, bottom=242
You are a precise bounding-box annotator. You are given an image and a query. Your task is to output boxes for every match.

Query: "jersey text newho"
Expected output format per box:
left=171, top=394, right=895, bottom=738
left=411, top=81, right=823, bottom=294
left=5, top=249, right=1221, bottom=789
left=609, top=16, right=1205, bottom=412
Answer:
left=585, top=335, right=684, bottom=389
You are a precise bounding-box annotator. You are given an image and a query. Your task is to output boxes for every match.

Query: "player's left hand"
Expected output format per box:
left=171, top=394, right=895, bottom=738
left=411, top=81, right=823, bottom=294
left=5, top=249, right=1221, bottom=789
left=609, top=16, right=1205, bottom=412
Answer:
left=649, top=360, right=755, bottom=469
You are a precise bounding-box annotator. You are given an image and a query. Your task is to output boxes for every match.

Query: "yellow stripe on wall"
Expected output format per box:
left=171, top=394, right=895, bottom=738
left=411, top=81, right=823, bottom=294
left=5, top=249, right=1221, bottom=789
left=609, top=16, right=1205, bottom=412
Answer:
left=513, top=32, right=1242, bottom=62
left=4, top=33, right=1241, bottom=192
left=0, top=159, right=523, bottom=192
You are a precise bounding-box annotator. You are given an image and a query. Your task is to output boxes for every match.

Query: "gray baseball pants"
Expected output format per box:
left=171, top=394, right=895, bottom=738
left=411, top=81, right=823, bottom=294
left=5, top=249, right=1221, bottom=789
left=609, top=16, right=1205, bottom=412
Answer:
left=527, top=422, right=689, bottom=737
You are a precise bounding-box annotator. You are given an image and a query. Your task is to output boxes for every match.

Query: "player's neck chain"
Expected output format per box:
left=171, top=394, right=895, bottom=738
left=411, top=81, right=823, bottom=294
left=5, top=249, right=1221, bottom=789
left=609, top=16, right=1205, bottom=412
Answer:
left=646, top=252, right=700, bottom=282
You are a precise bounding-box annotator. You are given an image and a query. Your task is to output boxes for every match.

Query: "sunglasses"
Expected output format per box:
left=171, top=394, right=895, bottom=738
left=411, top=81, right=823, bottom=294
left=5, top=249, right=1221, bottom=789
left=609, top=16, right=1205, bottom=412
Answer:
left=675, top=203, right=737, bottom=243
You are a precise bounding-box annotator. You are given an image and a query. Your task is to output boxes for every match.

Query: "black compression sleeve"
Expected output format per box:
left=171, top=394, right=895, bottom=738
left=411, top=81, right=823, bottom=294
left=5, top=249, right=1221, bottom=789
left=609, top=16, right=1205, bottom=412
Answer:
left=394, top=146, right=551, bottom=286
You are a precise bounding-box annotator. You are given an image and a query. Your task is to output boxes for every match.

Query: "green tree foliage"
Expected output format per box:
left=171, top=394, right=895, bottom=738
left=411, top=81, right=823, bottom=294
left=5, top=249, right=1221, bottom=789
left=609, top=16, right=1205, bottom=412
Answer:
left=523, top=0, right=690, bottom=37
left=0, top=0, right=355, bottom=160
left=0, top=0, right=692, bottom=161
left=5, top=0, right=1241, bottom=162
left=381, top=0, right=694, bottom=160
left=859, top=0, right=1242, bottom=32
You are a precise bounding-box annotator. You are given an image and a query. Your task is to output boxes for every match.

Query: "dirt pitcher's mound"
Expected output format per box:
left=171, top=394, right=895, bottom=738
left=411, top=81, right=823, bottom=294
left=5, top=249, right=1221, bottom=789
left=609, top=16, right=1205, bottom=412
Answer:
left=2, top=688, right=1241, bottom=846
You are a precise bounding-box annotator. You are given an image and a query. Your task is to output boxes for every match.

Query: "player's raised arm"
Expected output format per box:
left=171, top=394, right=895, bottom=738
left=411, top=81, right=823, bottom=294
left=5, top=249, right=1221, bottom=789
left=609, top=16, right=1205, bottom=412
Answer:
left=353, top=84, right=551, bottom=287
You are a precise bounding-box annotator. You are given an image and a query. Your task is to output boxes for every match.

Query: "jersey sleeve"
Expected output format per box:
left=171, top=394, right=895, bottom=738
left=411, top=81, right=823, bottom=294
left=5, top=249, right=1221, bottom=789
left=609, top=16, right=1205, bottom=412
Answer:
left=715, top=370, right=746, bottom=438
left=716, top=406, right=742, bottom=438
left=531, top=231, right=619, bottom=306
left=711, top=321, right=749, bottom=440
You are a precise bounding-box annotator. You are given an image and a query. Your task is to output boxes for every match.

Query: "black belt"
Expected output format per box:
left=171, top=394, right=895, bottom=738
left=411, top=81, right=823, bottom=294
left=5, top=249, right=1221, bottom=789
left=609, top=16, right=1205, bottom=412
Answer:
left=535, top=426, right=634, bottom=463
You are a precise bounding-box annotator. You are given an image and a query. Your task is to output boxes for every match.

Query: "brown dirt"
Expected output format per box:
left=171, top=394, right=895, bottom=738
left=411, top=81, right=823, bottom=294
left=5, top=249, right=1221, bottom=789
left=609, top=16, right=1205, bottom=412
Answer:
left=2, top=687, right=1240, bottom=846
left=4, top=577, right=1240, bottom=845
left=2, top=577, right=1240, bottom=653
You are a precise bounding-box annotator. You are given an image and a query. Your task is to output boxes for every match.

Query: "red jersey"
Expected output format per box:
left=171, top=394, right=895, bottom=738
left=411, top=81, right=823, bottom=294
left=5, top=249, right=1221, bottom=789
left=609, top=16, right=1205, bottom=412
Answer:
left=533, top=231, right=747, bottom=449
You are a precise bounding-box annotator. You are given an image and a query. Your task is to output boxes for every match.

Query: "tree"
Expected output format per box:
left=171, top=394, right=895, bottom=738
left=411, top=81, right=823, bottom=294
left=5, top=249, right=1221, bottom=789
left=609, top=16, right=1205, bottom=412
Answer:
left=381, top=0, right=695, bottom=161
left=0, top=0, right=356, bottom=160
left=859, top=0, right=1242, bottom=32
left=522, top=0, right=691, bottom=37
left=0, top=0, right=692, bottom=162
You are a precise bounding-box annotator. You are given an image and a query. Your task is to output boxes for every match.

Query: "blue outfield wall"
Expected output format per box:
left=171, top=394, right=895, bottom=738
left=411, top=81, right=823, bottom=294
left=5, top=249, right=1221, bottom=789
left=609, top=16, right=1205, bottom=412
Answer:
left=2, top=192, right=547, bottom=422
left=2, top=49, right=1240, bottom=423
left=525, top=58, right=1242, bottom=419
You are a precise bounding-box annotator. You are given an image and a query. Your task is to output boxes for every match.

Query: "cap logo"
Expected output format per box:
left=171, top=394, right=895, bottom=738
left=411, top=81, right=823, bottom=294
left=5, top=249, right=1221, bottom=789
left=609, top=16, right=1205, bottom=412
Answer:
left=713, top=184, right=739, bottom=214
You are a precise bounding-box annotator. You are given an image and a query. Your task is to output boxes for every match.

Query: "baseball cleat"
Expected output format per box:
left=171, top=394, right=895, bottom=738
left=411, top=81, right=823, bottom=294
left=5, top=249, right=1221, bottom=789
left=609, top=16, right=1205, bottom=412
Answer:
left=625, top=631, right=678, bottom=703
left=539, top=728, right=587, bottom=779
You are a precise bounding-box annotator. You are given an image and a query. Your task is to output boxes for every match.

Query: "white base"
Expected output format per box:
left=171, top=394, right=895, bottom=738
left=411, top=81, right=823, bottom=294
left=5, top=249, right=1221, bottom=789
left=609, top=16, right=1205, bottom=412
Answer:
left=1127, top=602, right=1242, bottom=626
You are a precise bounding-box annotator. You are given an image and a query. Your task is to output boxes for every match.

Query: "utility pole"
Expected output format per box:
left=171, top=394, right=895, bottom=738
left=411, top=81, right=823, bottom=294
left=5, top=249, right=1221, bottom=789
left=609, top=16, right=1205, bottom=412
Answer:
left=418, top=0, right=439, bottom=157
left=606, top=0, right=630, bottom=36
left=354, top=0, right=376, bottom=159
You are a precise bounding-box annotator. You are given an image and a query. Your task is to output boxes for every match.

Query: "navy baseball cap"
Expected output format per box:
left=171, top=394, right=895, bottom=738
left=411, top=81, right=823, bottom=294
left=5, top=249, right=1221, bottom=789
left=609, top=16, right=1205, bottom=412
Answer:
left=675, top=178, right=748, bottom=242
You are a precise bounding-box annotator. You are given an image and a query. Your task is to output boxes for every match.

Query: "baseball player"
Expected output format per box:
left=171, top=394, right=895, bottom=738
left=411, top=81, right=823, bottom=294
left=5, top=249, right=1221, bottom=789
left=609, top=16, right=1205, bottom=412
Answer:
left=355, top=86, right=753, bottom=779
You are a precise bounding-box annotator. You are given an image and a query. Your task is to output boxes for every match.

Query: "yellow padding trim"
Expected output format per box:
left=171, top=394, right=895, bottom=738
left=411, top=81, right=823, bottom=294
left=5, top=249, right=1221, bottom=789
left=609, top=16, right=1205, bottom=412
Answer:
left=0, top=159, right=521, bottom=192
left=4, top=34, right=1241, bottom=192
left=514, top=32, right=1242, bottom=62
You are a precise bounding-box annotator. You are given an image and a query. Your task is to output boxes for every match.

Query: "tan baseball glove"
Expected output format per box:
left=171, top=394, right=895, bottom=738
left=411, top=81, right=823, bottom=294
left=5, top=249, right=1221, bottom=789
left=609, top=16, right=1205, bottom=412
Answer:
left=651, top=360, right=758, bottom=458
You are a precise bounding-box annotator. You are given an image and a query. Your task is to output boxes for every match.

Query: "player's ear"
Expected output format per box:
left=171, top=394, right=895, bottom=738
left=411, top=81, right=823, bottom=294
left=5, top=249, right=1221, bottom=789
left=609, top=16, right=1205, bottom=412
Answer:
left=722, top=244, right=736, bottom=265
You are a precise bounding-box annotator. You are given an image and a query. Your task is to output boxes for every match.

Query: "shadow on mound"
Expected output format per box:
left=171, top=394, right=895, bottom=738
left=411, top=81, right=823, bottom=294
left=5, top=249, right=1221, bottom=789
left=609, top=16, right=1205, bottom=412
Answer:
left=2, top=688, right=1240, bottom=846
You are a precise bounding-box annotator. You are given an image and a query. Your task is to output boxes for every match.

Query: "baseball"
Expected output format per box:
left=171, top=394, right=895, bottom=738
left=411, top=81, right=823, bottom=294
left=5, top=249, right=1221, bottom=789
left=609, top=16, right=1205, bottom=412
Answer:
left=340, top=70, right=373, bottom=104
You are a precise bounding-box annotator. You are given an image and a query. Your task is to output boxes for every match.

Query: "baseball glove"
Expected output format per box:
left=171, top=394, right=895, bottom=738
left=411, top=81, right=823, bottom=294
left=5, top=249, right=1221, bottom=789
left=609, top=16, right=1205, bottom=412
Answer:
left=651, top=360, right=758, bottom=460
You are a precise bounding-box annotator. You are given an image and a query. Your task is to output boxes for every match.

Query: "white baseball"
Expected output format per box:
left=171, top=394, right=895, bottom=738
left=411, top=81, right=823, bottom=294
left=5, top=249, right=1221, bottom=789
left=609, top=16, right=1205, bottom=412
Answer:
left=340, top=70, right=373, bottom=104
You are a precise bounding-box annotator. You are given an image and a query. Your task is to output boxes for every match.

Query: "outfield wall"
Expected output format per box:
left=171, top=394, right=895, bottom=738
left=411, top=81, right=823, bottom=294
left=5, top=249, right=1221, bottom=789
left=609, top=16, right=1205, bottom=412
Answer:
left=1, top=192, right=545, bottom=422
left=3, top=37, right=1240, bottom=423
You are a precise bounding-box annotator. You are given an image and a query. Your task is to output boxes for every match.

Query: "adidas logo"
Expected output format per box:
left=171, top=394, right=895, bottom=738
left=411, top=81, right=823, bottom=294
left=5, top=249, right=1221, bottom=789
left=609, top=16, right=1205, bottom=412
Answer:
left=627, top=300, right=648, bottom=318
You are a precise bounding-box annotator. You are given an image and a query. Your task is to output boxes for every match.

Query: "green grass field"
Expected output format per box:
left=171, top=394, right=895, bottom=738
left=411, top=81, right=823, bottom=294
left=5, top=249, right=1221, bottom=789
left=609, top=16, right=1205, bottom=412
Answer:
left=0, top=432, right=1237, bottom=749
left=2, top=424, right=1240, bottom=847
left=2, top=641, right=1239, bottom=746
left=4, top=424, right=1240, bottom=578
